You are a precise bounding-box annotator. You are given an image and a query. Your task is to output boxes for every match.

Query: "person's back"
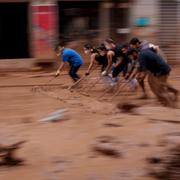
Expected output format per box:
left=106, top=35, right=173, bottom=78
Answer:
left=62, top=48, right=83, bottom=66
left=111, top=45, right=122, bottom=63
left=139, top=49, right=170, bottom=76
left=129, top=37, right=167, bottom=62
left=95, top=54, right=107, bottom=65
left=127, top=48, right=178, bottom=106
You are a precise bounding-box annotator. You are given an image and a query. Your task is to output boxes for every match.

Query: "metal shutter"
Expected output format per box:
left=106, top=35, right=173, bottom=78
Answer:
left=159, top=0, right=180, bottom=62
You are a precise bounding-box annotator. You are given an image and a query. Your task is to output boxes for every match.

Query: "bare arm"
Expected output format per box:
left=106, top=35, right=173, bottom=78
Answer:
left=105, top=51, right=114, bottom=73
left=127, top=68, right=138, bottom=80
left=86, top=53, right=96, bottom=74
left=58, top=61, right=65, bottom=71
left=114, top=57, right=123, bottom=67
left=56, top=61, right=65, bottom=76
left=137, top=71, right=147, bottom=80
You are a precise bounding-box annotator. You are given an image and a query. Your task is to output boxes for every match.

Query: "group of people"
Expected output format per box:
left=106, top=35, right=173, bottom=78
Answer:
left=54, top=37, right=179, bottom=107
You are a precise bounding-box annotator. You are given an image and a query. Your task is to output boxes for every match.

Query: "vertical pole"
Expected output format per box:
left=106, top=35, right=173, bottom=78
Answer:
left=99, top=1, right=113, bottom=41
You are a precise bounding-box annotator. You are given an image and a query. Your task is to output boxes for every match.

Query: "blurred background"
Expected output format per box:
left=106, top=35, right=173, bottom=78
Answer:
left=0, top=0, right=179, bottom=70
left=0, top=2, right=180, bottom=179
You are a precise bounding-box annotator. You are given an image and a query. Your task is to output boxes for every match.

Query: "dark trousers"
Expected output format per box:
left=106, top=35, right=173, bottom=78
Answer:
left=69, top=65, right=81, bottom=82
left=112, top=66, right=126, bottom=78
left=101, top=63, right=108, bottom=72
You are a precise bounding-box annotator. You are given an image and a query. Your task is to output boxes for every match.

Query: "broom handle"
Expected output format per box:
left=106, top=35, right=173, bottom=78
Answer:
left=68, top=75, right=86, bottom=90
left=68, top=64, right=99, bottom=90
left=111, top=80, right=130, bottom=100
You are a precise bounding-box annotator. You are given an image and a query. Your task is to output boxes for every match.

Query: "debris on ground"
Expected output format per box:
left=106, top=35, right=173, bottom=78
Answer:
left=92, top=136, right=121, bottom=158
left=39, top=109, right=68, bottom=123
left=149, top=118, right=180, bottom=124
left=103, top=123, right=122, bottom=127
left=92, top=144, right=121, bottom=158
left=117, top=102, right=139, bottom=113
left=147, top=157, right=163, bottom=164
left=0, top=141, right=26, bottom=166
left=147, top=144, right=180, bottom=179
left=96, top=136, right=116, bottom=143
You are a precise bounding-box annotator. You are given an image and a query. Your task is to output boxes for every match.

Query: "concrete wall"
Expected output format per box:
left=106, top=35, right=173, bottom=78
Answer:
left=129, top=0, right=159, bottom=43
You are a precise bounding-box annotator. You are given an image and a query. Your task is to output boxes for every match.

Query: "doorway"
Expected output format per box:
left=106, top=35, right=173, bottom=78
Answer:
left=0, top=2, right=29, bottom=59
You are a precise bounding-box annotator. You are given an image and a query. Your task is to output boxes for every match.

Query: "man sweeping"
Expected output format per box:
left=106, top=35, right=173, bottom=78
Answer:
left=54, top=42, right=83, bottom=82
left=129, top=37, right=168, bottom=98
left=127, top=48, right=179, bottom=107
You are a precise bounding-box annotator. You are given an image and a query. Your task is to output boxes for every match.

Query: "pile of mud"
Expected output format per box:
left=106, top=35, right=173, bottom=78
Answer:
left=148, top=144, right=180, bottom=179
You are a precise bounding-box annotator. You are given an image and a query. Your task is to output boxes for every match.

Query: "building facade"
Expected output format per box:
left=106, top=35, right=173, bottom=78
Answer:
left=0, top=0, right=179, bottom=69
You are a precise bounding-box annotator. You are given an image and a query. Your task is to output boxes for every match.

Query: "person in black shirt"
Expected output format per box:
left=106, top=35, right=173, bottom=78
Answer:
left=96, top=45, right=108, bottom=72
left=83, top=44, right=108, bottom=76
left=111, top=43, right=130, bottom=79
left=127, top=48, right=178, bottom=107
left=102, top=38, right=122, bottom=76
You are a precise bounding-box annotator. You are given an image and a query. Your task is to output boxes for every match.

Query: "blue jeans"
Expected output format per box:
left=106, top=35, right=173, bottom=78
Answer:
left=69, top=65, right=81, bottom=82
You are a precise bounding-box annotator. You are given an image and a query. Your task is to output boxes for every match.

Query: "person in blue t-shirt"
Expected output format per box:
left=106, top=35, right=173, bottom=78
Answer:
left=55, top=42, right=83, bottom=82
left=127, top=48, right=178, bottom=107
